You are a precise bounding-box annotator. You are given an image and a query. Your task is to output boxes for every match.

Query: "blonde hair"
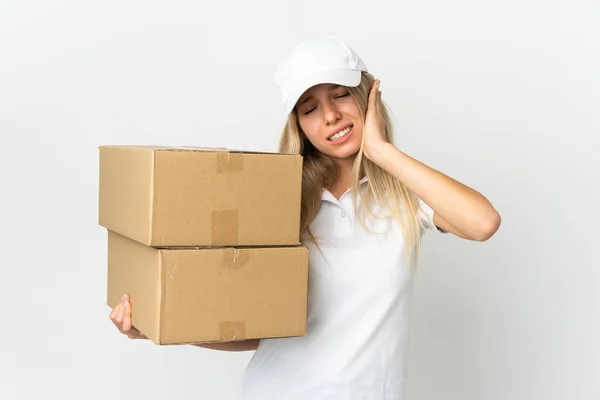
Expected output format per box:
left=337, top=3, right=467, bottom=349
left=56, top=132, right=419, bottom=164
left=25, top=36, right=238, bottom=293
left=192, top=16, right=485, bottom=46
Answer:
left=279, top=72, right=427, bottom=269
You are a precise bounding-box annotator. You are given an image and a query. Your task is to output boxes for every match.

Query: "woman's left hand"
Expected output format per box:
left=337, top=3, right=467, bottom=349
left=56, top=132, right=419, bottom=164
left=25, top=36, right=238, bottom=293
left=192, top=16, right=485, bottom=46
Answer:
left=362, top=79, right=391, bottom=162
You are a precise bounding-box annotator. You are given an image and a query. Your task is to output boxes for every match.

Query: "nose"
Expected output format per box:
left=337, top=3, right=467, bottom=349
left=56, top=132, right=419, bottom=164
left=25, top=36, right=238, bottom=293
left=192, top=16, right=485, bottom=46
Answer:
left=322, top=101, right=341, bottom=125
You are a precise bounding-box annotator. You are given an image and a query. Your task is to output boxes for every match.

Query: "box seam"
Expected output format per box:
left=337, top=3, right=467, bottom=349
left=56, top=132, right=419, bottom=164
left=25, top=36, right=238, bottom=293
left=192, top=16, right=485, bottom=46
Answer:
left=158, top=251, right=165, bottom=345
left=149, top=150, right=156, bottom=246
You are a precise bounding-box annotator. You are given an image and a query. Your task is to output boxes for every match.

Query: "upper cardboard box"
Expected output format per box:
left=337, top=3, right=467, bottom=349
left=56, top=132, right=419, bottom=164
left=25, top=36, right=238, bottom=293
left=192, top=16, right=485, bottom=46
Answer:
left=98, top=145, right=303, bottom=247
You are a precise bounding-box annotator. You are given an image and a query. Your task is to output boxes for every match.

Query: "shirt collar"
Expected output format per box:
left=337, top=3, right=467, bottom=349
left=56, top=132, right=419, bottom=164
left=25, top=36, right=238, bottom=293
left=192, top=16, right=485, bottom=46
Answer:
left=321, top=175, right=369, bottom=202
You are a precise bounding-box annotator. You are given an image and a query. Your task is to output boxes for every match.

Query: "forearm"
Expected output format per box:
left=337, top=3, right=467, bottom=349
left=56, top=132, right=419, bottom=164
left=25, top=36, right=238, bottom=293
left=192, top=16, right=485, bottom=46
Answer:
left=192, top=339, right=261, bottom=352
left=369, top=143, right=500, bottom=239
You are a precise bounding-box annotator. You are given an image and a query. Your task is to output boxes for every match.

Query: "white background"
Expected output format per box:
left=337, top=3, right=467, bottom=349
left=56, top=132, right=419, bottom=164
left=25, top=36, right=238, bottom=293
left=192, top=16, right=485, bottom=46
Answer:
left=0, top=0, right=598, bottom=399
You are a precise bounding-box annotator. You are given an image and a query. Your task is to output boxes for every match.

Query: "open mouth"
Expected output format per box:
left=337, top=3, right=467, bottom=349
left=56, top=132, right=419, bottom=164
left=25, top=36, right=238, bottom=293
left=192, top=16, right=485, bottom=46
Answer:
left=328, top=125, right=353, bottom=141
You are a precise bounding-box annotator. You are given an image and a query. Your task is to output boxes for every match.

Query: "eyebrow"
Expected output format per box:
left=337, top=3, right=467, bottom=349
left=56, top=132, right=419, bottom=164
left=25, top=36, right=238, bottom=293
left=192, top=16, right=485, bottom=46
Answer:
left=299, top=85, right=343, bottom=105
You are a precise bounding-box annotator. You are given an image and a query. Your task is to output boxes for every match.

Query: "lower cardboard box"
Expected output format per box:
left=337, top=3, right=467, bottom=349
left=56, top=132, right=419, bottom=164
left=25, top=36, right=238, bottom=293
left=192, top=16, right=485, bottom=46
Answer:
left=106, top=230, right=309, bottom=345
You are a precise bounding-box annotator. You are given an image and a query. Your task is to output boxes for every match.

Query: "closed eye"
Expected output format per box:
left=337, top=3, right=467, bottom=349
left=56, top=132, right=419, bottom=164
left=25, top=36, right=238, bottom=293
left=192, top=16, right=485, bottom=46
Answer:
left=303, top=93, right=349, bottom=115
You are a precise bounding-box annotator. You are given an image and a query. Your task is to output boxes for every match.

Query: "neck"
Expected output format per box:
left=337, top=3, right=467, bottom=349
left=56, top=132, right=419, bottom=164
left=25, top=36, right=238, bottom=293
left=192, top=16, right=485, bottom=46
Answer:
left=327, top=156, right=357, bottom=199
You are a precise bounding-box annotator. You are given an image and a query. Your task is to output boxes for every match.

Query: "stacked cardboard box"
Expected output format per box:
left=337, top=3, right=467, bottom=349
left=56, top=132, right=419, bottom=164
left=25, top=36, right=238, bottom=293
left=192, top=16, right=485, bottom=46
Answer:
left=98, top=145, right=308, bottom=345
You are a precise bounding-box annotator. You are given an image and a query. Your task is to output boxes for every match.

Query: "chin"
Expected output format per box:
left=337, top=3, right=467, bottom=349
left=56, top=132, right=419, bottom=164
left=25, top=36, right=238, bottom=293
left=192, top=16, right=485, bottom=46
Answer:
left=323, top=145, right=361, bottom=161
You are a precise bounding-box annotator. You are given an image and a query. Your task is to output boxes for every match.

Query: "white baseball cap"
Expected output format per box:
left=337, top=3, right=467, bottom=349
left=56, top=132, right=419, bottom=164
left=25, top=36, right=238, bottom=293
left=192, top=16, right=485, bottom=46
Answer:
left=275, top=35, right=369, bottom=115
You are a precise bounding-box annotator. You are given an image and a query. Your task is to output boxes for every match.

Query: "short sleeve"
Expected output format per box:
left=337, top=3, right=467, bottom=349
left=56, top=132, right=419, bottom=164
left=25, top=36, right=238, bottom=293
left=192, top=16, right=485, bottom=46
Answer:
left=417, top=197, right=447, bottom=234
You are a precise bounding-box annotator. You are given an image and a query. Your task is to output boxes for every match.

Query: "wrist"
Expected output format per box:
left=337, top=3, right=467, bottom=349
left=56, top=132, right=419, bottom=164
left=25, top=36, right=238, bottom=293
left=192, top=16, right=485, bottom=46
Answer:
left=365, top=142, right=398, bottom=166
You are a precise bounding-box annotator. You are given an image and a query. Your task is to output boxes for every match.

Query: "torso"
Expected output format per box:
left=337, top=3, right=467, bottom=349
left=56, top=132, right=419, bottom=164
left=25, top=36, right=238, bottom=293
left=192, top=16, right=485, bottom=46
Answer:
left=241, top=180, right=437, bottom=400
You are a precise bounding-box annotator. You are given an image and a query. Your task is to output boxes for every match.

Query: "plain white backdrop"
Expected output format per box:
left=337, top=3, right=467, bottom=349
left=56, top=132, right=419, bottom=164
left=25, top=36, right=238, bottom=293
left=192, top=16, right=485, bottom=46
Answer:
left=0, top=0, right=598, bottom=399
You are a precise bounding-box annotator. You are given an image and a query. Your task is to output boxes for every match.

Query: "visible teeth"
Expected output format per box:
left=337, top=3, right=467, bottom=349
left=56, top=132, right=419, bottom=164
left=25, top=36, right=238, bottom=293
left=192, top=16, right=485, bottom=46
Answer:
left=329, top=126, right=352, bottom=141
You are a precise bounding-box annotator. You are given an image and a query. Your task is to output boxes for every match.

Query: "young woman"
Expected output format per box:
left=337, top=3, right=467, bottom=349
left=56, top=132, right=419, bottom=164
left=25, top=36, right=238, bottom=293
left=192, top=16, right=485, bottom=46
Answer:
left=110, top=35, right=501, bottom=400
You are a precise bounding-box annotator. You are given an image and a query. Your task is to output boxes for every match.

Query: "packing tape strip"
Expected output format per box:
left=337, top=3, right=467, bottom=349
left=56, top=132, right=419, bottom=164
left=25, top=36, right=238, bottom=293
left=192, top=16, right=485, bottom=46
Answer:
left=217, top=151, right=244, bottom=174
left=219, top=321, right=246, bottom=341
left=222, top=248, right=250, bottom=269
left=211, top=210, right=239, bottom=245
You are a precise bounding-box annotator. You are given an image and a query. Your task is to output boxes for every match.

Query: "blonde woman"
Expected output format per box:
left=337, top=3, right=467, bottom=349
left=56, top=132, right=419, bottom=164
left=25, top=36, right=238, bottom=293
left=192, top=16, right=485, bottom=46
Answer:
left=110, top=35, right=501, bottom=400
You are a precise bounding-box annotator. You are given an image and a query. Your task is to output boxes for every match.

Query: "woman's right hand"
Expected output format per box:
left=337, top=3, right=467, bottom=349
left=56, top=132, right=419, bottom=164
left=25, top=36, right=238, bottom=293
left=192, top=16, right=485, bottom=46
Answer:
left=109, top=294, right=147, bottom=340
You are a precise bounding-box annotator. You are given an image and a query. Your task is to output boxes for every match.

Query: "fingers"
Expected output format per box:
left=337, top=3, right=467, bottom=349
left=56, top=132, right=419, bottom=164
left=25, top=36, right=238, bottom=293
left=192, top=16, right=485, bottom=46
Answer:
left=109, top=295, right=128, bottom=331
left=126, top=329, right=146, bottom=340
left=109, top=294, right=147, bottom=340
left=114, top=296, right=126, bottom=325
left=109, top=300, right=121, bottom=320
left=368, top=79, right=377, bottom=109
left=368, top=79, right=381, bottom=112
left=122, top=298, right=133, bottom=332
left=110, top=298, right=125, bottom=325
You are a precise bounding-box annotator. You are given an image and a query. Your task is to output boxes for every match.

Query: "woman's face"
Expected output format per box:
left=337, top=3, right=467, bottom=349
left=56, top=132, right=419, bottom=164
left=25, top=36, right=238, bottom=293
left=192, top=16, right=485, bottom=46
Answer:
left=295, top=83, right=363, bottom=162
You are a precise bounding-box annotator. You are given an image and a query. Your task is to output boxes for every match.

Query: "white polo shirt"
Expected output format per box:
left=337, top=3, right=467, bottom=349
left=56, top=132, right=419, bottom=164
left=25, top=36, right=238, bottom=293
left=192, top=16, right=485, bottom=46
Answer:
left=241, top=177, right=444, bottom=400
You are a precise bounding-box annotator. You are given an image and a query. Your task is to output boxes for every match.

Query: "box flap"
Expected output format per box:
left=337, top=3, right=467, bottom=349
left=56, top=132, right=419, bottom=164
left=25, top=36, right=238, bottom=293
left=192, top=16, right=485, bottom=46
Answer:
left=98, top=145, right=283, bottom=155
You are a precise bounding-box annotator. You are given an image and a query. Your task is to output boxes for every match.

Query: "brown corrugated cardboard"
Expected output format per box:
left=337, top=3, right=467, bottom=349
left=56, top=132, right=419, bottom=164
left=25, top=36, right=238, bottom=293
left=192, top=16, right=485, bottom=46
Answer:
left=106, top=230, right=309, bottom=345
left=98, top=145, right=303, bottom=247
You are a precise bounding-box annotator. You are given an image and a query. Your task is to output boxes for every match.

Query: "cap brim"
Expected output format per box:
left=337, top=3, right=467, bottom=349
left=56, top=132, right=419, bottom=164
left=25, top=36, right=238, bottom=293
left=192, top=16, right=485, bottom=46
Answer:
left=285, top=69, right=362, bottom=115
